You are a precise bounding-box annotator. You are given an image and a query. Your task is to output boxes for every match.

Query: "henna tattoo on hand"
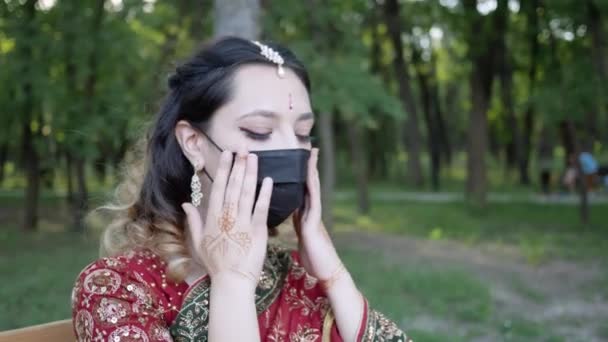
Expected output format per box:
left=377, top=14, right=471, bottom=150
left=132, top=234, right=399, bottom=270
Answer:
left=201, top=204, right=253, bottom=262
left=218, top=204, right=236, bottom=233
left=229, top=266, right=258, bottom=284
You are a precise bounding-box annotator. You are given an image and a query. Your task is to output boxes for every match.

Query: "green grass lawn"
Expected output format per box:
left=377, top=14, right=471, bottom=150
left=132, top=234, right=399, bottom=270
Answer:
left=0, top=230, right=98, bottom=330
left=335, top=199, right=608, bottom=263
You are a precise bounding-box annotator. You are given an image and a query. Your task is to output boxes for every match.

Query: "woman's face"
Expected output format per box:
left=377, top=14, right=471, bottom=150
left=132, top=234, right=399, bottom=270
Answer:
left=200, top=64, right=314, bottom=178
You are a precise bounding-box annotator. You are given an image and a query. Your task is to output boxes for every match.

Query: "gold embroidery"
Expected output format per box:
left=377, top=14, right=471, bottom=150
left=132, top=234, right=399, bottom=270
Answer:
left=362, top=309, right=410, bottom=342
left=268, top=309, right=287, bottom=342
left=373, top=310, right=408, bottom=341
left=259, top=270, right=275, bottom=290
left=173, top=309, right=207, bottom=342
left=83, top=268, right=122, bottom=295
left=291, top=259, right=307, bottom=280
left=304, top=274, right=319, bottom=290
left=95, top=297, right=130, bottom=324
left=289, top=323, right=320, bottom=342
left=75, top=309, right=94, bottom=342
left=108, top=325, right=149, bottom=342
left=321, top=309, right=335, bottom=342
left=289, top=257, right=318, bottom=290
left=285, top=286, right=329, bottom=317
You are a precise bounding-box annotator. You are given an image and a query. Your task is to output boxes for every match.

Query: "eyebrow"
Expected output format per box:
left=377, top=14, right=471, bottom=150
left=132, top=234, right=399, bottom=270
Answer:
left=238, top=110, right=315, bottom=121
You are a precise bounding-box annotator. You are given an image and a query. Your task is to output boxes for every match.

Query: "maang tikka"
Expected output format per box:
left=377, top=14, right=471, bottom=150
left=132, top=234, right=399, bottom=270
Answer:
left=191, top=163, right=203, bottom=207
left=252, top=40, right=285, bottom=78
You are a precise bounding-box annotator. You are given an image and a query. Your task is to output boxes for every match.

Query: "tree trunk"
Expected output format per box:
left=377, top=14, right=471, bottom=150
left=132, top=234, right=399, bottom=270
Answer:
left=587, top=0, right=605, bottom=139
left=412, top=46, right=441, bottom=191
left=66, top=151, right=74, bottom=205
left=442, top=83, right=459, bottom=166
left=562, top=120, right=589, bottom=225
left=0, top=142, right=7, bottom=184
left=94, top=154, right=107, bottom=184
left=463, top=0, right=498, bottom=206
left=346, top=124, right=370, bottom=214
left=63, top=2, right=77, bottom=207
left=367, top=6, right=390, bottom=180
left=318, top=110, right=336, bottom=230
left=496, top=0, right=527, bottom=184
left=383, top=0, right=424, bottom=187
left=587, top=0, right=608, bottom=87
left=430, top=51, right=452, bottom=167
left=21, top=0, right=39, bottom=231
left=537, top=125, right=553, bottom=194
left=305, top=0, right=335, bottom=230
left=466, top=70, right=491, bottom=206
left=72, top=157, right=89, bottom=232
left=71, top=0, right=105, bottom=231
left=521, top=0, right=541, bottom=186
left=213, top=0, right=260, bottom=39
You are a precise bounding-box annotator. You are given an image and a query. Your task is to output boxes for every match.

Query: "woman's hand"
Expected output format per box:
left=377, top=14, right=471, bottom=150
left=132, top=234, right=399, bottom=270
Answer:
left=292, top=148, right=343, bottom=284
left=295, top=148, right=366, bottom=342
left=182, top=150, right=273, bottom=292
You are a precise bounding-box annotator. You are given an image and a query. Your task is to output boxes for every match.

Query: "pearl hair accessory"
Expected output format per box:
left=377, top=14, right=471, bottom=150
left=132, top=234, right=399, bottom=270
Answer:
left=252, top=40, right=285, bottom=78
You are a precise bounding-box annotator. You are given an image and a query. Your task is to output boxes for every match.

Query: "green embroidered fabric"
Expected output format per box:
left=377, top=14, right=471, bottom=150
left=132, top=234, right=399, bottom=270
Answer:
left=170, top=244, right=293, bottom=341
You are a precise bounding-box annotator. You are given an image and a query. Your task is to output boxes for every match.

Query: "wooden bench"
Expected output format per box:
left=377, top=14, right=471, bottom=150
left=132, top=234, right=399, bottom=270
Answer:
left=0, top=319, right=73, bottom=342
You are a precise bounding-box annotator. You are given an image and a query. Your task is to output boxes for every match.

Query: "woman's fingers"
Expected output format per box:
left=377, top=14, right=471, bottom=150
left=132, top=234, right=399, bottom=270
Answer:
left=182, top=202, right=204, bottom=246
left=224, top=149, right=248, bottom=213
left=207, top=151, right=233, bottom=215
left=252, top=177, right=273, bottom=230
left=238, top=154, right=258, bottom=221
left=304, top=148, right=321, bottom=222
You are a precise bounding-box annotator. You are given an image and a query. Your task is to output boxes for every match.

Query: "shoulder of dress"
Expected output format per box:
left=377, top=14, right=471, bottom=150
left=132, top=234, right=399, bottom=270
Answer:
left=73, top=248, right=171, bottom=288
left=71, top=248, right=188, bottom=322
left=267, top=242, right=297, bottom=260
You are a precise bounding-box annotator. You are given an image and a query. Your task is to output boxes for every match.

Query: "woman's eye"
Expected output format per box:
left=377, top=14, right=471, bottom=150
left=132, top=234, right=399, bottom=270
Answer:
left=240, top=128, right=271, bottom=141
left=297, top=134, right=315, bottom=143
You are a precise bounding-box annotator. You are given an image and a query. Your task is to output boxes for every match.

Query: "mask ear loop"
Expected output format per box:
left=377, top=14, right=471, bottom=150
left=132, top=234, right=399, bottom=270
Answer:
left=198, top=130, right=224, bottom=183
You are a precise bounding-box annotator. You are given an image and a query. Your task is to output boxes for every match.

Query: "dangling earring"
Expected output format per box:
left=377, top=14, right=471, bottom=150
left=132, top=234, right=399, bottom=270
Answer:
left=191, top=163, right=203, bottom=207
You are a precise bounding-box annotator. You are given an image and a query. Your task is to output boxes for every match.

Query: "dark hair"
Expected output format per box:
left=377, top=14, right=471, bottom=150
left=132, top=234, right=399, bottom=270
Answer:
left=125, top=36, right=310, bottom=271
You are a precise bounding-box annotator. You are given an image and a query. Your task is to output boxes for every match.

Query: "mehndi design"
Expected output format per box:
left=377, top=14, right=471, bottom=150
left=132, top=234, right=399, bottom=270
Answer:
left=202, top=204, right=252, bottom=259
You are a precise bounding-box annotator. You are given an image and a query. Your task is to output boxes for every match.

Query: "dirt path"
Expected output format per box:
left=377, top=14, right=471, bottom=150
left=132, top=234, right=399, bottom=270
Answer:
left=333, top=231, right=608, bottom=342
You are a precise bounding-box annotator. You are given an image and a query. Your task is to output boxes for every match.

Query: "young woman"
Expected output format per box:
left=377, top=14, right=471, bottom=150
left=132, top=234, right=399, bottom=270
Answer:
left=71, top=36, right=409, bottom=342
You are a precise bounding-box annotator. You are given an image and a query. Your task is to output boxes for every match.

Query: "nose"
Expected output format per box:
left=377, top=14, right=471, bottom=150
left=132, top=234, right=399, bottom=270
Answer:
left=277, top=125, right=299, bottom=150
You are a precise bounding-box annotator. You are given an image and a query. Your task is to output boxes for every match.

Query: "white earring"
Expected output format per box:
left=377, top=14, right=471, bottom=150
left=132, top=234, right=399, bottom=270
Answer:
left=191, top=163, right=203, bottom=207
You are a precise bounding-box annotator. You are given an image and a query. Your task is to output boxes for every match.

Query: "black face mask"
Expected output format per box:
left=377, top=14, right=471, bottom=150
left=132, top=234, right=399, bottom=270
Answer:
left=201, top=133, right=310, bottom=229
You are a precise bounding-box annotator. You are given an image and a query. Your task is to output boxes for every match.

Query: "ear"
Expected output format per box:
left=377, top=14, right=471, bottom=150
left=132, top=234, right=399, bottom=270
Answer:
left=175, top=120, right=206, bottom=170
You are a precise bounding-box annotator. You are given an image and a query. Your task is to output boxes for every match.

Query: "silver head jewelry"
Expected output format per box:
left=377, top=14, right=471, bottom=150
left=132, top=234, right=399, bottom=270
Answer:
left=252, top=40, right=285, bottom=78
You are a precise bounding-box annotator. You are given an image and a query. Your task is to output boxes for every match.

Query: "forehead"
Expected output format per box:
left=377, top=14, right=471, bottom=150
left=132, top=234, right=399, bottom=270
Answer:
left=223, top=63, right=311, bottom=114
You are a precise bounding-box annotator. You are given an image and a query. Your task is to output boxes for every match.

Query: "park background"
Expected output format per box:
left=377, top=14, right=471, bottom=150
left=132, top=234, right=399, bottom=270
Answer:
left=2, top=0, right=608, bottom=341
